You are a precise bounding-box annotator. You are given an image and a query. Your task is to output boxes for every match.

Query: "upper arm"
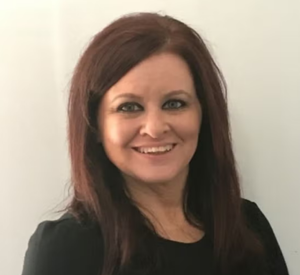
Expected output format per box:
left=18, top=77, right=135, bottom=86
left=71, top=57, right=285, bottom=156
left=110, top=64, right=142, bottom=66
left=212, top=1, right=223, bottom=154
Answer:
left=243, top=199, right=289, bottom=275
left=21, top=216, right=103, bottom=275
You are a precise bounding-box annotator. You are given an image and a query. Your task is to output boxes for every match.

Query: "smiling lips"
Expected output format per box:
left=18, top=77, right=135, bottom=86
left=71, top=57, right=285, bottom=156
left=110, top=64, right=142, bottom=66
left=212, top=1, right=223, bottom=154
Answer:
left=133, top=144, right=176, bottom=154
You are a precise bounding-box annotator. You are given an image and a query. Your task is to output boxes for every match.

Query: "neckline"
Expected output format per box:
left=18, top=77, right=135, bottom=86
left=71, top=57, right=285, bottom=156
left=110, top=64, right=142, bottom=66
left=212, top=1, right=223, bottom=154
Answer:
left=156, top=232, right=208, bottom=247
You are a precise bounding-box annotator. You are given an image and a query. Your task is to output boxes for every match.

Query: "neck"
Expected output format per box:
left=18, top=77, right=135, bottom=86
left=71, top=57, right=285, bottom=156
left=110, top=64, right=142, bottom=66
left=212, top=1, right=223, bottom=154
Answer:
left=123, top=168, right=188, bottom=225
left=123, top=168, right=204, bottom=243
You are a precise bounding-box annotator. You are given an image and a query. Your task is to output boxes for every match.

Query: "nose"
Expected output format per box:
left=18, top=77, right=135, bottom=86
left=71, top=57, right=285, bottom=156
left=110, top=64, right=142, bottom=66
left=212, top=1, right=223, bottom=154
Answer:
left=139, top=110, right=170, bottom=139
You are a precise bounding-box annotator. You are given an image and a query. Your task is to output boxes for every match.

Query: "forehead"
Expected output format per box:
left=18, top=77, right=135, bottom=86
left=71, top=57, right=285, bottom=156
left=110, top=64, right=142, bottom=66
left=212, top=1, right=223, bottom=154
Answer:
left=105, top=52, right=195, bottom=99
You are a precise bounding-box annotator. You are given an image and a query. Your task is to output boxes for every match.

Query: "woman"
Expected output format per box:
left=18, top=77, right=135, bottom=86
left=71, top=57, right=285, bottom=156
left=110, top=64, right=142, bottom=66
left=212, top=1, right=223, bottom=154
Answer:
left=22, top=12, right=289, bottom=275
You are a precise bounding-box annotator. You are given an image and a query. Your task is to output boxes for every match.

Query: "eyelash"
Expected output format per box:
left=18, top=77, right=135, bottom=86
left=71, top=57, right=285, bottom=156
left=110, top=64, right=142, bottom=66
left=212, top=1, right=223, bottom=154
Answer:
left=117, top=99, right=187, bottom=113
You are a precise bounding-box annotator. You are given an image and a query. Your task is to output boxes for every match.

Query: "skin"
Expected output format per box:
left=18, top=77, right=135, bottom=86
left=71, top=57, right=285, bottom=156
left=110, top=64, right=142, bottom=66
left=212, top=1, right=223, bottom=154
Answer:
left=98, top=52, right=204, bottom=242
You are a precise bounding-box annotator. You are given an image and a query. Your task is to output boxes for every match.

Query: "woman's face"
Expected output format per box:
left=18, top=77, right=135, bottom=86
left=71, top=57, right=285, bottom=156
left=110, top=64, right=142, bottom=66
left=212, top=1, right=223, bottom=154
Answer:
left=98, top=52, right=202, bottom=185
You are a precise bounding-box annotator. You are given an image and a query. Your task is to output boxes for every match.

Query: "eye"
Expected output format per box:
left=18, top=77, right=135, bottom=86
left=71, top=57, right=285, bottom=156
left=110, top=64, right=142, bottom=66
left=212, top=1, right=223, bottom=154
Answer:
left=163, top=99, right=186, bottom=110
left=117, top=102, right=143, bottom=112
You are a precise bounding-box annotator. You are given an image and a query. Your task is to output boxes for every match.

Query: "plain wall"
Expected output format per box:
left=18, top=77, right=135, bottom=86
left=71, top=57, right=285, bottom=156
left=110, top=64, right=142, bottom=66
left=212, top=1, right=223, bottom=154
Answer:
left=0, top=1, right=299, bottom=274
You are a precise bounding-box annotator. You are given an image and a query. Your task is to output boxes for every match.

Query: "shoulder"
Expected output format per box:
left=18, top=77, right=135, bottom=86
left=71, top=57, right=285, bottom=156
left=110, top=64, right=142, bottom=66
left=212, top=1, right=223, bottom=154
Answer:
left=22, top=212, right=104, bottom=275
left=241, top=198, right=275, bottom=241
left=241, top=198, right=289, bottom=275
left=241, top=198, right=276, bottom=236
left=241, top=198, right=263, bottom=226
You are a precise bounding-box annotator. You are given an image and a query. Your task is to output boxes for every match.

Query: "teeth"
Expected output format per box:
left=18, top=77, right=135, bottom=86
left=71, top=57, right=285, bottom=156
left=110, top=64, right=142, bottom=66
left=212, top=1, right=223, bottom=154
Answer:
left=137, top=144, right=174, bottom=154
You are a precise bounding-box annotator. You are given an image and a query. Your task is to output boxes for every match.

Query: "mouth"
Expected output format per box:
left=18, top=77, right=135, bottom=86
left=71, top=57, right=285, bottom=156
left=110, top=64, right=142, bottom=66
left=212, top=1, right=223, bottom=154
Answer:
left=133, top=144, right=177, bottom=155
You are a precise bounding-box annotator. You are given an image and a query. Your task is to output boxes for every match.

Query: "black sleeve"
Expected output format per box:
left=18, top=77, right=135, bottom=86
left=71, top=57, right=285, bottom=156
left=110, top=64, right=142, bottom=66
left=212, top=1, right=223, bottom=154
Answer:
left=21, top=214, right=103, bottom=275
left=243, top=199, right=289, bottom=275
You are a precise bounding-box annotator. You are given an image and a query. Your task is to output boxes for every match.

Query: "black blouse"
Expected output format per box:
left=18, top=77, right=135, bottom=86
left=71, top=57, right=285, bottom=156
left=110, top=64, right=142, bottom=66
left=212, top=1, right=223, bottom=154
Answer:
left=21, top=199, right=289, bottom=275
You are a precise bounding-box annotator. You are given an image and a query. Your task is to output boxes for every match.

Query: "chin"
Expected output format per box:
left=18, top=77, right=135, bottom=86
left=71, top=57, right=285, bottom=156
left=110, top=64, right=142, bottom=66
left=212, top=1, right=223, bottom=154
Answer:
left=132, top=170, right=182, bottom=185
left=122, top=164, right=189, bottom=185
left=139, top=177, right=174, bottom=184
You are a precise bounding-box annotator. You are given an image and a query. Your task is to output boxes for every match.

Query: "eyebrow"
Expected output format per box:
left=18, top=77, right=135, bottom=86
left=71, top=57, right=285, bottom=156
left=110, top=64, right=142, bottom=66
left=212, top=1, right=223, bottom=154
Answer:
left=111, top=89, right=192, bottom=103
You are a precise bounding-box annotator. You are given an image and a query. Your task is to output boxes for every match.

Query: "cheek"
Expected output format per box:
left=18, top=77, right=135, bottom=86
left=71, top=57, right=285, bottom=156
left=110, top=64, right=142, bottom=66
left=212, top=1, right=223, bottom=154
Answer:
left=175, top=111, right=202, bottom=141
left=102, top=118, right=136, bottom=147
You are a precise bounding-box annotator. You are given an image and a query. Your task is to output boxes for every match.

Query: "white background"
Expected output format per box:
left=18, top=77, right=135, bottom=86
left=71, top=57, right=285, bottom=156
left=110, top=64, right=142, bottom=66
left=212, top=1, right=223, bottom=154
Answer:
left=0, top=1, right=299, bottom=274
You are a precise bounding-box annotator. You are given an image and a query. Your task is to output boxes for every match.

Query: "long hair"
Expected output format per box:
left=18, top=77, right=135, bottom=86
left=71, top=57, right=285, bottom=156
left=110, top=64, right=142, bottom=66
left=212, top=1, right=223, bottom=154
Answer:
left=68, top=12, right=265, bottom=275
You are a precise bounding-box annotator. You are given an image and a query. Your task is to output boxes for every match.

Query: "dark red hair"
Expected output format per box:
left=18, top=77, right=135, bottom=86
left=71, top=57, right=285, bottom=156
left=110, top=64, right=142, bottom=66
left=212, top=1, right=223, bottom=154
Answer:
left=68, top=12, right=265, bottom=275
